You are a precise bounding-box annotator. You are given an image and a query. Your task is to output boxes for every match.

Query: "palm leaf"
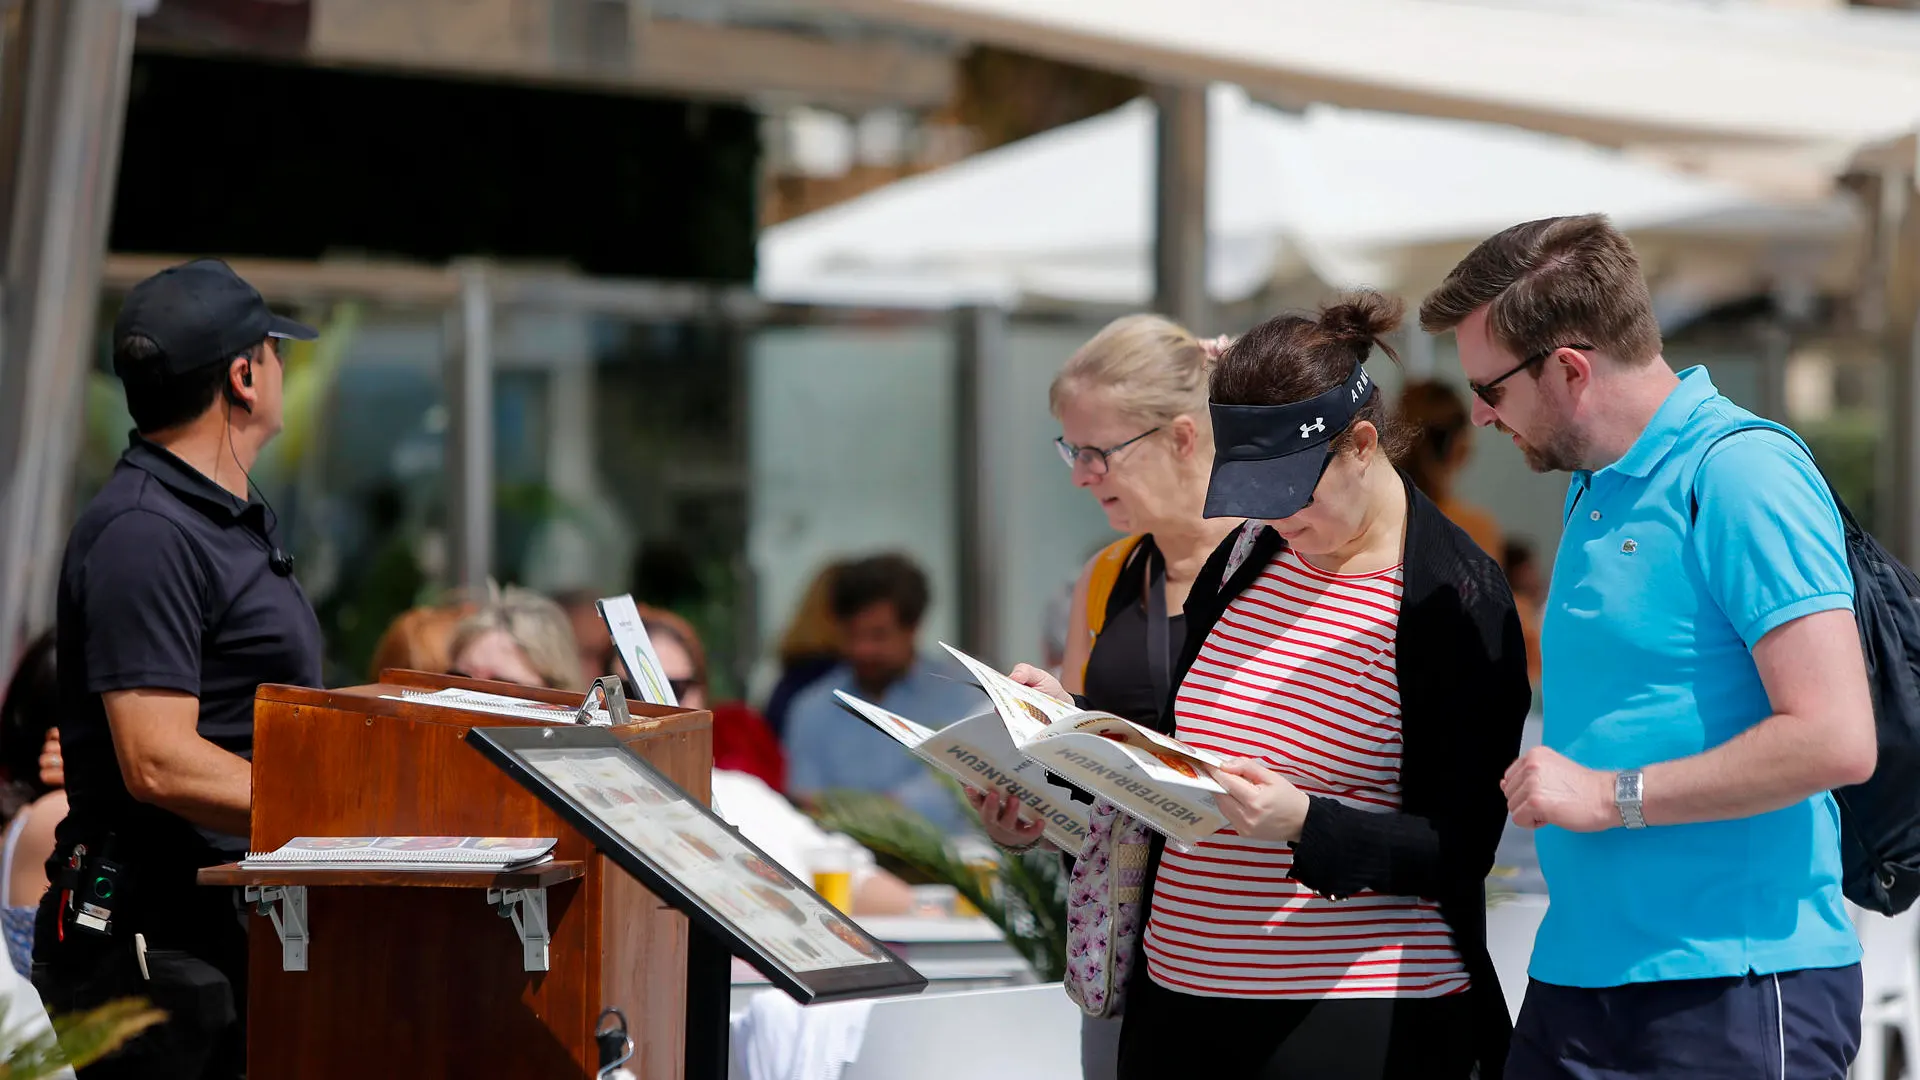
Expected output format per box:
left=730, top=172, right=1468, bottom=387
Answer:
left=260, top=302, right=361, bottom=475
left=814, top=788, right=1068, bottom=981
left=2, top=996, right=165, bottom=1079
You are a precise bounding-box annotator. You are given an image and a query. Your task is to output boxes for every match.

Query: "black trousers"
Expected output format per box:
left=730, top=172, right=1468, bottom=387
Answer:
left=1507, top=966, right=1863, bottom=1080
left=32, top=885, right=248, bottom=1080
left=1117, top=972, right=1477, bottom=1080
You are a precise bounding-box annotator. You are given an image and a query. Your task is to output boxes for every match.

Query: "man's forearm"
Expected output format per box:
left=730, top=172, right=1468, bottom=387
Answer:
left=1641, top=710, right=1870, bottom=827
left=131, top=739, right=252, bottom=837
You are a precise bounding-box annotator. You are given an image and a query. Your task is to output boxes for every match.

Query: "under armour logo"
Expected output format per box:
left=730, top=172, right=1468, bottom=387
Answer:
left=1352, top=369, right=1372, bottom=402
left=1300, top=418, right=1326, bottom=438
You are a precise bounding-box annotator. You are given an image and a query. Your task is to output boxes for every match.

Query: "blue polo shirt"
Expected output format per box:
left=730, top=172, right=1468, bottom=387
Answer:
left=784, top=657, right=986, bottom=834
left=1531, top=367, right=1860, bottom=987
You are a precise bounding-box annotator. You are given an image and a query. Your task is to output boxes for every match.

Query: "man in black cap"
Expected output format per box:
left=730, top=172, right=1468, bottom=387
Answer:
left=34, top=259, right=324, bottom=1078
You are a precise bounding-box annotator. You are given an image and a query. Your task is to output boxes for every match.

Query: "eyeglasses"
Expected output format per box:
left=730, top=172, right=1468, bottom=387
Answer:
left=1054, top=427, right=1161, bottom=475
left=667, top=677, right=696, bottom=702
left=1469, top=343, right=1594, bottom=407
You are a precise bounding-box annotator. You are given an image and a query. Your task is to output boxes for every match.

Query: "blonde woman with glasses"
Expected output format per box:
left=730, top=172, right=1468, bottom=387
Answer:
left=447, top=585, right=582, bottom=692
left=966, top=315, right=1239, bottom=1080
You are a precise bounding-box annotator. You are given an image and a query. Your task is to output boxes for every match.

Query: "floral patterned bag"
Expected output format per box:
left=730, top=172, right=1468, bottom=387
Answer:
left=1062, top=798, right=1153, bottom=1018
left=1063, top=521, right=1265, bottom=1018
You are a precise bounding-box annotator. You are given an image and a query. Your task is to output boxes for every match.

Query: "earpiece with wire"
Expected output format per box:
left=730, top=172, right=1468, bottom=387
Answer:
left=221, top=344, right=294, bottom=577
left=223, top=349, right=254, bottom=414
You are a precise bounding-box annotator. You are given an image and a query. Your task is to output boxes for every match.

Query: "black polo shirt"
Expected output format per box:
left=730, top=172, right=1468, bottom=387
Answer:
left=53, top=434, right=322, bottom=897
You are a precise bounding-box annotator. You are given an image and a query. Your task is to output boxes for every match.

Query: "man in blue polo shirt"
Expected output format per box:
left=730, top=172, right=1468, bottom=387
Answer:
left=784, top=554, right=981, bottom=833
left=1421, top=215, right=1875, bottom=1079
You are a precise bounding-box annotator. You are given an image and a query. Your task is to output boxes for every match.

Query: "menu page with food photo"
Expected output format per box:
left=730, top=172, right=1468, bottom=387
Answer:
left=516, top=747, right=892, bottom=974
left=940, top=643, right=1230, bottom=849
left=831, top=690, right=1091, bottom=854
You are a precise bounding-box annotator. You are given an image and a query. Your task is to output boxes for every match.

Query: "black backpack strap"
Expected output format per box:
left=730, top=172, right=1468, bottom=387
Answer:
left=1688, top=422, right=1828, bottom=524
left=1144, top=544, right=1172, bottom=728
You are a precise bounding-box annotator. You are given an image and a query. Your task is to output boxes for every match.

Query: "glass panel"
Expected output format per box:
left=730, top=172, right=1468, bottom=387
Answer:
left=1794, top=338, right=1884, bottom=533
left=80, top=298, right=453, bottom=687
left=489, top=309, right=749, bottom=696
left=746, top=321, right=957, bottom=693
left=995, top=320, right=1123, bottom=669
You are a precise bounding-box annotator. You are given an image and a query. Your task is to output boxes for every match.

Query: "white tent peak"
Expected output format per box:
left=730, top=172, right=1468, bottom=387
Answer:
left=758, top=84, right=1859, bottom=310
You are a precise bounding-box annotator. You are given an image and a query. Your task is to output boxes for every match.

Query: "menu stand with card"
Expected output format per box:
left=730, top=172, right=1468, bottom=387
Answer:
left=195, top=670, right=714, bottom=1079
left=466, top=725, right=928, bottom=1076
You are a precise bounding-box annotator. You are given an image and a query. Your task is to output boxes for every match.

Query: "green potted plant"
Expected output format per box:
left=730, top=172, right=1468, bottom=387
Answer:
left=814, top=788, right=1068, bottom=982
left=2, top=996, right=164, bottom=1078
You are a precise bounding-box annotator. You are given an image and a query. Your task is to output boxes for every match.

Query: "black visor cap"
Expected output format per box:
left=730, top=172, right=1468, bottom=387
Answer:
left=1204, top=360, right=1376, bottom=521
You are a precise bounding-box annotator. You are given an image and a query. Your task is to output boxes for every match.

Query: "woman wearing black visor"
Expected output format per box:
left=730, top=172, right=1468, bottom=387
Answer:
left=1012, top=292, right=1531, bottom=1079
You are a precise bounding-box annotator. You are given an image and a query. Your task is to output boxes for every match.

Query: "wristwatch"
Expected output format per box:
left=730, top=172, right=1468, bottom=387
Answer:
left=1614, top=769, right=1646, bottom=829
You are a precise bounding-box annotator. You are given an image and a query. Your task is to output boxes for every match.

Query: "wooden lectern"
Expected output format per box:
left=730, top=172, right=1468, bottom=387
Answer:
left=198, top=671, right=712, bottom=1079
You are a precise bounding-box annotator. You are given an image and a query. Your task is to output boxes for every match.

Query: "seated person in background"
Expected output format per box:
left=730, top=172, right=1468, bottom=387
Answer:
left=1503, top=539, right=1546, bottom=690
left=762, top=561, right=847, bottom=741
left=448, top=586, right=582, bottom=691
left=782, top=554, right=982, bottom=834
left=0, top=632, right=67, bottom=977
left=552, top=589, right=621, bottom=689
left=1395, top=379, right=1503, bottom=562
left=637, top=605, right=786, bottom=793
left=642, top=617, right=911, bottom=915
left=366, top=598, right=478, bottom=680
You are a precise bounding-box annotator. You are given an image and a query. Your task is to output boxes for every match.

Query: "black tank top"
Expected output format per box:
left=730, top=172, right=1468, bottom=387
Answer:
left=1081, top=538, right=1183, bottom=728
left=1084, top=601, right=1184, bottom=726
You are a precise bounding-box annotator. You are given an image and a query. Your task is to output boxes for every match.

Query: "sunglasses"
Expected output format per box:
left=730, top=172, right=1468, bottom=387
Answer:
left=668, top=677, right=697, bottom=702
left=1469, top=343, right=1594, bottom=407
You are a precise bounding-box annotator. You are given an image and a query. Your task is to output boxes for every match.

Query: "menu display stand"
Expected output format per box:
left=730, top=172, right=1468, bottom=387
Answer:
left=466, top=725, right=928, bottom=1002
left=198, top=671, right=713, bottom=1079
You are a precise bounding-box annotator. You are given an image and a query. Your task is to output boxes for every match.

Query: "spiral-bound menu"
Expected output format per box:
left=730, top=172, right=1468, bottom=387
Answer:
left=242, top=836, right=557, bottom=872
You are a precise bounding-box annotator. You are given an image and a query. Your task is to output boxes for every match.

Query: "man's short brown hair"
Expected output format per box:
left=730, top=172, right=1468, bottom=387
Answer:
left=1418, top=214, right=1662, bottom=368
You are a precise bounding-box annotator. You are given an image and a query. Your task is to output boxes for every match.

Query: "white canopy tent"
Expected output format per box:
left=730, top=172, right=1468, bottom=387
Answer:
left=784, top=0, right=1920, bottom=582
left=758, top=86, right=1861, bottom=315
left=813, top=0, right=1920, bottom=156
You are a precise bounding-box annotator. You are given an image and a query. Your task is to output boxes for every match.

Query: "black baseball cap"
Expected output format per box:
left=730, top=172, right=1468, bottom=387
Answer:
left=112, top=258, right=318, bottom=377
left=1204, top=360, right=1378, bottom=521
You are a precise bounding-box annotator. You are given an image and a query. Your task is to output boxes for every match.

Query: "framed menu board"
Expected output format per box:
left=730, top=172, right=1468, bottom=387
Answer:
left=465, top=726, right=928, bottom=1004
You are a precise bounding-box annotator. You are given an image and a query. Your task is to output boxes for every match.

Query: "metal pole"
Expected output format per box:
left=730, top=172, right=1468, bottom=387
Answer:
left=449, top=263, right=496, bottom=593
left=1152, top=82, right=1209, bottom=333
left=1887, top=164, right=1920, bottom=566
left=1756, top=318, right=1790, bottom=423
left=955, top=304, right=1010, bottom=665
left=681, top=921, right=731, bottom=1080
left=0, top=0, right=137, bottom=666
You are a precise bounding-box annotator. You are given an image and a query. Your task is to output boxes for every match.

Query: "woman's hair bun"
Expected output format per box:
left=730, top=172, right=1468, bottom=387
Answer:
left=1318, top=290, right=1405, bottom=347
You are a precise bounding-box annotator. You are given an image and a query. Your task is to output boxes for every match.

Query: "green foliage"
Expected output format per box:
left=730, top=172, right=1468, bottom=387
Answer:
left=813, top=789, right=1068, bottom=982
left=1799, top=411, right=1882, bottom=532
left=2, top=996, right=165, bottom=1079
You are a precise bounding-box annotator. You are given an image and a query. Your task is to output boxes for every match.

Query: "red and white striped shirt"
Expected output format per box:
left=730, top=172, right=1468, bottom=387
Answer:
left=1143, top=549, right=1470, bottom=999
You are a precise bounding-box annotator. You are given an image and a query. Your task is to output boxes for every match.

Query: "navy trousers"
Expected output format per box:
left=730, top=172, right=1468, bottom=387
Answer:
left=1508, top=966, right=1862, bottom=1080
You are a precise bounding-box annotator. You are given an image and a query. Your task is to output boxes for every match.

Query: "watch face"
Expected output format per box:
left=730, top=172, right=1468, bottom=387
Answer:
left=1615, top=772, right=1642, bottom=801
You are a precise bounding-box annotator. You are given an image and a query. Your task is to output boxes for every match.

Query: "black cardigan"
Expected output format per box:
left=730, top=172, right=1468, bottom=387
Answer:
left=1132, top=474, right=1530, bottom=1079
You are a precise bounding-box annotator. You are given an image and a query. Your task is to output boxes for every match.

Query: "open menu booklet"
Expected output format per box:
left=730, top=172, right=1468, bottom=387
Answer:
left=834, top=643, right=1231, bottom=851
left=241, top=836, right=558, bottom=872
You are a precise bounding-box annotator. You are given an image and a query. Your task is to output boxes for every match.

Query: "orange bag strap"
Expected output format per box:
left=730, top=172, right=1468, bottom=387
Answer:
left=1083, top=535, right=1144, bottom=643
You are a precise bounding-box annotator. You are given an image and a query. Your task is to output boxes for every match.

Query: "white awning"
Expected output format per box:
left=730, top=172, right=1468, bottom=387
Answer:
left=815, top=0, right=1920, bottom=155
left=759, top=87, right=1860, bottom=310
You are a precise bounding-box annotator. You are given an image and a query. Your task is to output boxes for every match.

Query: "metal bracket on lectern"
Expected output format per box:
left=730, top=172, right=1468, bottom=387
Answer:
left=245, top=885, right=309, bottom=972
left=488, top=887, right=549, bottom=972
